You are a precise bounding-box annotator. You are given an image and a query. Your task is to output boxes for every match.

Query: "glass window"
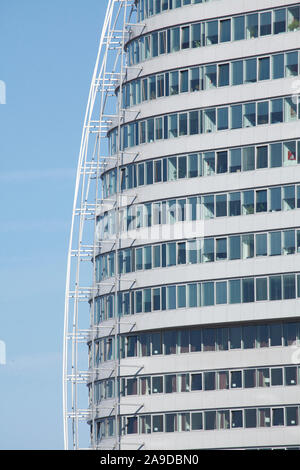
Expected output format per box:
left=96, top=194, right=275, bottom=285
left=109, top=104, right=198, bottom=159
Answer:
left=285, top=97, right=297, bottom=122
left=270, top=142, right=282, bottom=168
left=231, top=104, right=242, bottom=129
left=204, top=411, right=216, bottom=430
left=245, top=58, right=257, bottom=83
left=165, top=375, right=177, bottom=394
left=191, top=413, right=203, bottom=430
left=218, top=371, right=229, bottom=390
left=157, top=74, right=165, bottom=98
left=149, top=76, right=156, bottom=100
left=168, top=114, right=178, bottom=138
left=229, top=235, right=240, bottom=260
left=177, top=285, right=186, bottom=308
left=229, top=148, right=241, bottom=173
left=244, top=369, right=256, bottom=388
left=285, top=366, right=297, bottom=386
left=201, top=282, right=214, bottom=306
left=271, top=368, right=283, bottom=386
left=283, top=141, right=297, bottom=166
left=243, top=102, right=256, bottom=127
left=220, top=19, right=231, bottom=43
left=242, top=190, right=254, bottom=215
left=188, top=153, right=198, bottom=178
left=152, top=415, right=163, bottom=432
left=256, top=145, right=268, bottom=168
left=231, top=410, right=243, bottom=428
left=231, top=60, right=243, bottom=86
left=246, top=14, right=258, bottom=39
left=283, top=185, right=295, bottom=211
left=216, top=238, right=227, bottom=261
left=286, top=51, right=298, bottom=77
left=283, top=274, right=296, bottom=299
left=270, top=275, right=282, bottom=300
left=204, top=371, right=215, bottom=391
left=288, top=6, right=300, bottom=32
left=229, top=192, right=241, bottom=216
left=190, top=67, right=200, bottom=92
left=242, top=147, right=255, bottom=171
left=259, top=408, right=271, bottom=428
left=171, top=27, right=180, bottom=52
left=257, top=101, right=269, bottom=125
left=180, top=70, right=189, bottom=93
left=286, top=407, right=298, bottom=426
left=272, top=408, right=284, bottom=426
left=283, top=230, right=295, bottom=255
left=163, top=330, right=177, bottom=355
left=229, top=279, right=241, bottom=304
left=272, top=54, right=284, bottom=79
left=179, top=113, right=188, bottom=136
left=229, top=327, right=242, bottom=349
left=256, top=277, right=268, bottom=301
left=216, top=194, right=227, bottom=217
left=242, top=234, right=254, bottom=258
left=218, top=63, right=229, bottom=87
left=165, top=413, right=177, bottom=433
left=260, top=11, right=272, bottom=36
left=181, top=26, right=190, bottom=49
left=216, top=151, right=228, bottom=173
left=242, top=277, right=254, bottom=303
left=217, top=108, right=228, bottom=131
left=258, top=57, right=270, bottom=81
left=230, top=370, right=242, bottom=388
left=203, top=328, right=215, bottom=351
left=203, top=195, right=214, bottom=219
left=274, top=8, right=286, bottom=35
left=256, top=189, right=267, bottom=213
left=191, top=373, right=202, bottom=391
left=269, top=231, right=281, bottom=256
left=243, top=325, right=256, bottom=349
left=189, top=111, right=199, bottom=135
left=271, top=98, right=283, bottom=124
left=245, top=409, right=257, bottom=428
left=216, top=281, right=227, bottom=304
left=233, top=16, right=245, bottom=41
left=191, top=23, right=201, bottom=48
left=204, top=108, right=216, bottom=133
left=203, top=152, right=215, bottom=176
left=270, top=323, right=282, bottom=346
left=270, top=187, right=281, bottom=212
left=190, top=329, right=201, bottom=352
left=206, top=20, right=218, bottom=45
left=152, top=332, right=162, bottom=355
left=283, top=322, right=297, bottom=346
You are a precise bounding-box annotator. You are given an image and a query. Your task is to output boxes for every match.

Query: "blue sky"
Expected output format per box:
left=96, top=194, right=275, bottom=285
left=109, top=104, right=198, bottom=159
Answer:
left=0, top=0, right=107, bottom=449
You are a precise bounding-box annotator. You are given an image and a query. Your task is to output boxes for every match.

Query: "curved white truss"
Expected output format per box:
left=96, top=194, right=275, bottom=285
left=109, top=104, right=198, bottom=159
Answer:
left=63, top=0, right=136, bottom=450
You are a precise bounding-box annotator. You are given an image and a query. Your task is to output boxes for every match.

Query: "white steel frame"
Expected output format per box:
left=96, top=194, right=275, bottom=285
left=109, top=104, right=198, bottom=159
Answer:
left=63, top=0, right=136, bottom=450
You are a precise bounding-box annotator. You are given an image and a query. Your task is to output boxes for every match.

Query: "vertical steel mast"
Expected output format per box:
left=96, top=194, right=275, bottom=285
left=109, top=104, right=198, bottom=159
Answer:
left=63, top=0, right=135, bottom=450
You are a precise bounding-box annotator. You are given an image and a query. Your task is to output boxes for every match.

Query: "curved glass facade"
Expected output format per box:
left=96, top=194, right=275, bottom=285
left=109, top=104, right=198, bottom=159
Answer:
left=93, top=1, right=300, bottom=450
left=103, top=138, right=300, bottom=199
left=97, top=182, right=300, bottom=239
left=136, top=0, right=219, bottom=23
left=96, top=228, right=300, bottom=282
left=127, top=5, right=300, bottom=66
left=109, top=93, right=300, bottom=153
left=121, top=49, right=300, bottom=110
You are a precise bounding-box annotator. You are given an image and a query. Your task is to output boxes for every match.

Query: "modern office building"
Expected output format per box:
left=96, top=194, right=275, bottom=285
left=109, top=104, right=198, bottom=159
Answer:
left=64, top=0, right=300, bottom=450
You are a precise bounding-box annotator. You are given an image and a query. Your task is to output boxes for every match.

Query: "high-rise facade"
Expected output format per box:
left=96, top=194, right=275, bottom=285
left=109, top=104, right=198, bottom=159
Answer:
left=64, top=0, right=300, bottom=450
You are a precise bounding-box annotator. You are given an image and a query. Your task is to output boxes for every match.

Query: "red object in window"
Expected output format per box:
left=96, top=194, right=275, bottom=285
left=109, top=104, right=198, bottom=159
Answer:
left=288, top=151, right=296, bottom=160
